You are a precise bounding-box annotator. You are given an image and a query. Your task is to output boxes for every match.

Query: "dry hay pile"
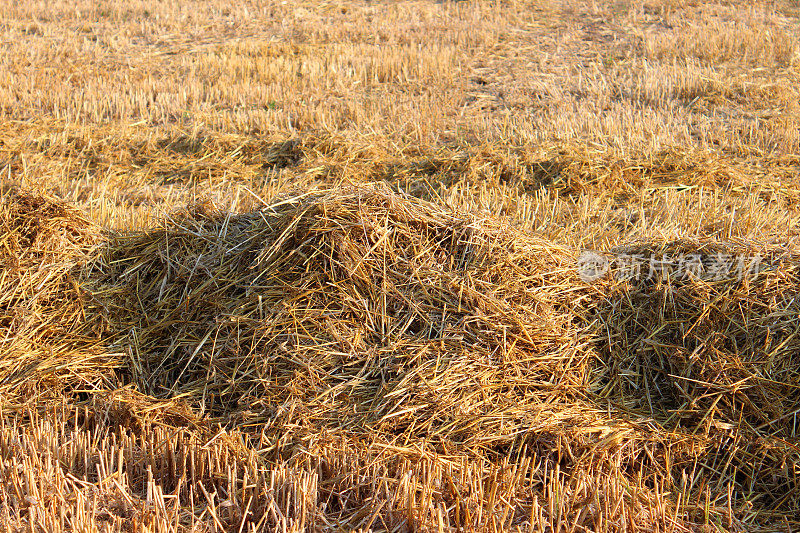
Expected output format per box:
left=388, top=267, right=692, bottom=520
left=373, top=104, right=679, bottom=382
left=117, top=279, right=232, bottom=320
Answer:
left=94, top=186, right=601, bottom=448
left=591, top=240, right=800, bottom=516
left=0, top=185, right=798, bottom=531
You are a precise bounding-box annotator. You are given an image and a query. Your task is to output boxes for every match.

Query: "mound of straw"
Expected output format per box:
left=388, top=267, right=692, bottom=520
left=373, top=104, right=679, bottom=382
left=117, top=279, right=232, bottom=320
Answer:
left=591, top=239, right=800, bottom=516
left=1, top=186, right=797, bottom=530
left=94, top=185, right=601, bottom=449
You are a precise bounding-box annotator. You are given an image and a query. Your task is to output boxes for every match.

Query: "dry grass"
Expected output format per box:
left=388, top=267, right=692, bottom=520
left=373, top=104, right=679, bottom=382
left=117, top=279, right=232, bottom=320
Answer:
left=1, top=0, right=799, bottom=531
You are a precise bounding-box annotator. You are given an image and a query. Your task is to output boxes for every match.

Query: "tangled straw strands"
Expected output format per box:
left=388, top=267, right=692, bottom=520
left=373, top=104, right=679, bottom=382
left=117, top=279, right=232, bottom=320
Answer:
left=92, top=185, right=603, bottom=450
left=0, top=190, right=116, bottom=402
left=1, top=186, right=798, bottom=530
left=589, top=239, right=800, bottom=515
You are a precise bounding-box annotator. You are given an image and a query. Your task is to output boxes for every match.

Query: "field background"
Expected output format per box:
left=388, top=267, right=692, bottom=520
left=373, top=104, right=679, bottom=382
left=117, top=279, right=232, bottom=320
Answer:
left=1, top=0, right=799, bottom=531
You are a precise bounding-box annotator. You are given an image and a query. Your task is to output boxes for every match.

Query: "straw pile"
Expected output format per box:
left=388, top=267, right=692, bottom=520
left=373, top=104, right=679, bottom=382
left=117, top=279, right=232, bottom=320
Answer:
left=591, top=239, right=800, bottom=516
left=1, top=186, right=798, bottom=530
left=93, top=185, right=601, bottom=449
left=83, top=185, right=692, bottom=529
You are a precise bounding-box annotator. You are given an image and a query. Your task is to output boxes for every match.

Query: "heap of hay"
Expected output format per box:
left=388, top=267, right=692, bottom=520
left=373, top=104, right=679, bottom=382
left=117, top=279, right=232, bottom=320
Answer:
left=1, top=186, right=797, bottom=530
left=84, top=185, right=687, bottom=529
left=93, top=185, right=602, bottom=450
left=591, top=239, right=800, bottom=516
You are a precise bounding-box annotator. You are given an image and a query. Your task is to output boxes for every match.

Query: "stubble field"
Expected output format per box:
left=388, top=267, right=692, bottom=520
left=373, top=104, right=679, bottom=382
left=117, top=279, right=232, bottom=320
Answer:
left=1, top=0, right=799, bottom=531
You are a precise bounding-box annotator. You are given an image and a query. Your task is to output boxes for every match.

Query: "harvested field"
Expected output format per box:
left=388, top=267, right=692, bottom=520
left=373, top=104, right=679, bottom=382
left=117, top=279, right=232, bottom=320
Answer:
left=1, top=0, right=799, bottom=531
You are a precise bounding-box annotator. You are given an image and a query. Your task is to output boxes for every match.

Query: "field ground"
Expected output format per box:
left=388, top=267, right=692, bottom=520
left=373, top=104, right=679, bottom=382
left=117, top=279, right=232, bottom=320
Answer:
left=1, top=0, right=799, bottom=531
